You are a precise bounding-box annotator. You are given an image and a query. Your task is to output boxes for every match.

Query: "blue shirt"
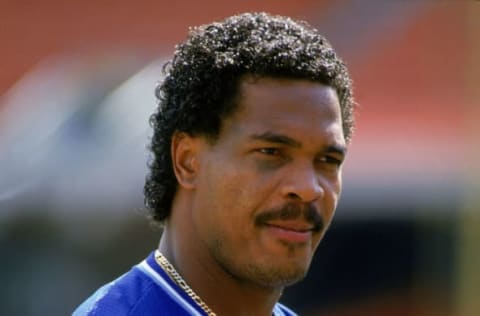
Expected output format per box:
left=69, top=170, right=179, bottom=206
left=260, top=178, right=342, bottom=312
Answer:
left=73, top=251, right=297, bottom=316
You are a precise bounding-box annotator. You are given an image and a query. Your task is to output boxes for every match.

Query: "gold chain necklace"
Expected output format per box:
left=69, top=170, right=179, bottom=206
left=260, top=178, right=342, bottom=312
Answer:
left=154, top=250, right=217, bottom=316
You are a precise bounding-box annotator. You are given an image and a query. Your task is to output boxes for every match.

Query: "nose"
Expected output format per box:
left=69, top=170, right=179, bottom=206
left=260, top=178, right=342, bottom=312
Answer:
left=281, top=164, right=324, bottom=203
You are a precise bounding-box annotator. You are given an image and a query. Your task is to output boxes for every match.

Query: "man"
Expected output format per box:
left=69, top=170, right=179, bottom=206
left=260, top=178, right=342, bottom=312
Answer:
left=74, top=12, right=354, bottom=316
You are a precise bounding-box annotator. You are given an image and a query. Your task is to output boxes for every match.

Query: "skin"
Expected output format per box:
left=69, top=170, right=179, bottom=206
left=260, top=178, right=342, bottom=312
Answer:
left=159, top=76, right=346, bottom=316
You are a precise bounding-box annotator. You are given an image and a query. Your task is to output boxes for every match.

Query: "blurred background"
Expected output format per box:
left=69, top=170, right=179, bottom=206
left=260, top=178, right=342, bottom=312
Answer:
left=1, top=0, right=479, bottom=315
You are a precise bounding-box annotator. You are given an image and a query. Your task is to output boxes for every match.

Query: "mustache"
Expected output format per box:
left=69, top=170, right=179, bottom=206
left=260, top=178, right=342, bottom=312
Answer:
left=255, top=203, right=323, bottom=232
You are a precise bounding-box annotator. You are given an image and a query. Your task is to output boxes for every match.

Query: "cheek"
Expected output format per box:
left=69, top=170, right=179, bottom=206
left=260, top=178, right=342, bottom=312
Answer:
left=199, top=164, right=253, bottom=224
left=319, top=176, right=342, bottom=221
left=201, top=168, right=277, bottom=248
left=209, top=158, right=274, bottom=207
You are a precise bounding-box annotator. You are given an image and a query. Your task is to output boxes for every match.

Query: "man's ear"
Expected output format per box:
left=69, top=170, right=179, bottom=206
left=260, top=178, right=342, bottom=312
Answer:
left=171, top=132, right=201, bottom=189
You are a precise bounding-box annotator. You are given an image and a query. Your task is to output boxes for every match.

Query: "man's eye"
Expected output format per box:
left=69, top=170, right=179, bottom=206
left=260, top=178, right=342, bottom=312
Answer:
left=258, top=148, right=280, bottom=156
left=318, top=156, right=343, bottom=166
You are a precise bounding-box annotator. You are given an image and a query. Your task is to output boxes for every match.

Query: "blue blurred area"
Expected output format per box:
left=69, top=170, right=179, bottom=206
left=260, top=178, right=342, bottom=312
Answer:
left=0, top=57, right=164, bottom=218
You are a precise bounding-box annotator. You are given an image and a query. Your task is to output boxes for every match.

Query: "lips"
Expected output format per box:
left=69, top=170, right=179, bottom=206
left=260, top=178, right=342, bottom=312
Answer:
left=266, top=221, right=314, bottom=232
left=264, top=221, right=314, bottom=243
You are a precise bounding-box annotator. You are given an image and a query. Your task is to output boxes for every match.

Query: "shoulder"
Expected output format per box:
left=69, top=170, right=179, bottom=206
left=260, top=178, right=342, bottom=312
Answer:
left=274, top=302, right=298, bottom=316
left=73, top=252, right=203, bottom=316
left=73, top=265, right=159, bottom=316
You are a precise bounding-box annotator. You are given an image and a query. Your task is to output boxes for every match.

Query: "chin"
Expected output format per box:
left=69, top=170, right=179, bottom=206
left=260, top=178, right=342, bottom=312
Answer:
left=255, top=265, right=308, bottom=288
left=243, top=255, right=312, bottom=288
left=213, top=235, right=313, bottom=288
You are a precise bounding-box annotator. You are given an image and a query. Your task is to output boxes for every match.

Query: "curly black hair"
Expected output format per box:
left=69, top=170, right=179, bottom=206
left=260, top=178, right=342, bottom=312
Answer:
left=144, top=12, right=355, bottom=224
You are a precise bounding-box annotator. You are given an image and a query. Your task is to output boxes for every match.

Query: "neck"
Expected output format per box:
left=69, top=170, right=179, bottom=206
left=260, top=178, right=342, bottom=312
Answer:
left=159, top=222, right=284, bottom=316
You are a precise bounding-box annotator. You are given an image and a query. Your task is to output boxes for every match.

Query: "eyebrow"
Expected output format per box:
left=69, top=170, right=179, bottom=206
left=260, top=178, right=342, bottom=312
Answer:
left=249, top=132, right=301, bottom=148
left=249, top=131, right=347, bottom=157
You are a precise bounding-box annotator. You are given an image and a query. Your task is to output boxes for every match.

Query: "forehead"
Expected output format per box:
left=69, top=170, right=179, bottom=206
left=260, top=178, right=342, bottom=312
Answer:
left=237, top=76, right=339, bottom=117
left=223, top=76, right=343, bottom=141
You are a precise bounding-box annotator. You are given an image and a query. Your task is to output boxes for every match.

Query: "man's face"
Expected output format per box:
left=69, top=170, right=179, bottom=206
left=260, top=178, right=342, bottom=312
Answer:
left=190, top=76, right=346, bottom=288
